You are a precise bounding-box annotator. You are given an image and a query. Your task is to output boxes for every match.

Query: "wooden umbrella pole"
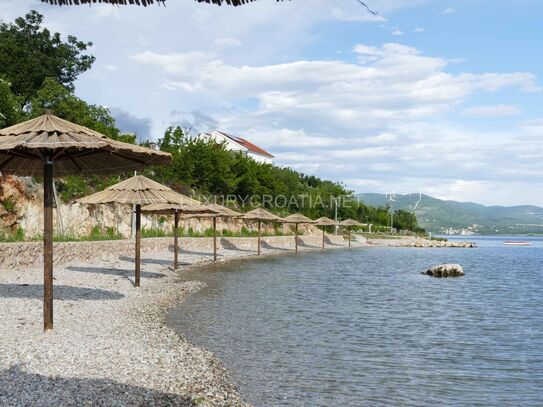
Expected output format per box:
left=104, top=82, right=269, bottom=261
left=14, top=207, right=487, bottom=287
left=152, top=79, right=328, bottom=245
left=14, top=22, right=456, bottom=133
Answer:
left=135, top=204, right=141, bottom=287
left=213, top=216, right=217, bottom=262
left=295, top=223, right=298, bottom=252
left=43, top=157, right=54, bottom=331
left=322, top=227, right=325, bottom=251
left=174, top=210, right=179, bottom=270
left=348, top=227, right=351, bottom=248
left=257, top=220, right=261, bottom=255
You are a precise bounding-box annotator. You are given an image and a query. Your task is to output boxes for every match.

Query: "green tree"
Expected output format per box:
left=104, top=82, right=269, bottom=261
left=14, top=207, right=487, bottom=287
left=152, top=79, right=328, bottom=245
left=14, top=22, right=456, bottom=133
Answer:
left=29, top=78, right=120, bottom=139
left=0, top=10, right=95, bottom=105
left=393, top=209, right=423, bottom=232
left=0, top=79, right=22, bottom=128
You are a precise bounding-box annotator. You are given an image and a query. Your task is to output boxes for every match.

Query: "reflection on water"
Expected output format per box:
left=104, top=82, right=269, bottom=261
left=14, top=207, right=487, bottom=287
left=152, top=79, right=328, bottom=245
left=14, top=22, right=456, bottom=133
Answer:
left=169, top=237, right=543, bottom=406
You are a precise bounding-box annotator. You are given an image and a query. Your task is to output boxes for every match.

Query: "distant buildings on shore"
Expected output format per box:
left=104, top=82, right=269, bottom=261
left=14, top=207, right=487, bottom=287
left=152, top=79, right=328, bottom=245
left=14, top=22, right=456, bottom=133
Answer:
left=198, top=130, right=274, bottom=164
left=439, top=224, right=480, bottom=235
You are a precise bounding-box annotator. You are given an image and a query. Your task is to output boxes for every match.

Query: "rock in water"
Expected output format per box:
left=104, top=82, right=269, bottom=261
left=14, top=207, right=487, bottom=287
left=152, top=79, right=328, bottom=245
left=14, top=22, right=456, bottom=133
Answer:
left=423, top=263, right=464, bottom=277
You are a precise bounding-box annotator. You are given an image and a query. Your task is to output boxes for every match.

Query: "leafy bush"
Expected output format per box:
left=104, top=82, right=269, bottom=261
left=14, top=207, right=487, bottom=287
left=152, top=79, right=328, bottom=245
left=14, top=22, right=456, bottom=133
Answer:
left=203, top=228, right=217, bottom=237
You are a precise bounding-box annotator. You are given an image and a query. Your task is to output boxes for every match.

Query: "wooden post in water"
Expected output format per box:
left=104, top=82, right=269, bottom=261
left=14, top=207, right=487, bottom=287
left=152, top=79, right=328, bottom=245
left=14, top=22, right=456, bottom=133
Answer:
left=43, top=158, right=54, bottom=331
left=135, top=204, right=141, bottom=287
left=257, top=220, right=261, bottom=255
left=213, top=216, right=217, bottom=262
left=322, top=227, right=325, bottom=251
left=295, top=223, right=299, bottom=252
left=173, top=210, right=179, bottom=270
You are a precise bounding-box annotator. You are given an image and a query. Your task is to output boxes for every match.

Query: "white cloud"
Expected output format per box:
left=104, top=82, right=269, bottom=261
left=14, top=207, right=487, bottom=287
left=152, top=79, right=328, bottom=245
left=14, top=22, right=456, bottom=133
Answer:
left=132, top=43, right=538, bottom=131
left=391, top=29, right=404, bottom=36
left=463, top=104, right=521, bottom=117
left=213, top=38, right=242, bottom=49
left=443, top=7, right=456, bottom=14
left=413, top=27, right=426, bottom=33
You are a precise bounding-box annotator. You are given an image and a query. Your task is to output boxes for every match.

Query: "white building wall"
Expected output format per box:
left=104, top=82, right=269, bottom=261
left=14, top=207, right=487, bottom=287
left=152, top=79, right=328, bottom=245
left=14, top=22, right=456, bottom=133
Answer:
left=200, top=132, right=245, bottom=154
left=248, top=152, right=273, bottom=165
left=199, top=131, right=273, bottom=164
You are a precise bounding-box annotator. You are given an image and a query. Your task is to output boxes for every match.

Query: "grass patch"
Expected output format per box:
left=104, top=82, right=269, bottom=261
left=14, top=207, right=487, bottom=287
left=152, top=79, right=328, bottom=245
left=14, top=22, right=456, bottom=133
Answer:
left=141, top=227, right=172, bottom=238
left=0, top=227, right=25, bottom=242
left=1, top=197, right=17, bottom=213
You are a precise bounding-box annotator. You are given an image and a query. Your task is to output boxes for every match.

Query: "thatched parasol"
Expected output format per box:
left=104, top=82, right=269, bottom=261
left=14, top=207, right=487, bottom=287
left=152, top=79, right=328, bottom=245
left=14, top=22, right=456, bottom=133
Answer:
left=283, top=213, right=315, bottom=252
left=204, top=202, right=242, bottom=218
left=78, top=175, right=184, bottom=287
left=0, top=114, right=171, bottom=330
left=40, top=0, right=286, bottom=6
left=186, top=202, right=242, bottom=261
left=141, top=202, right=218, bottom=270
left=339, top=218, right=364, bottom=247
left=243, top=208, right=283, bottom=255
left=314, top=216, right=337, bottom=251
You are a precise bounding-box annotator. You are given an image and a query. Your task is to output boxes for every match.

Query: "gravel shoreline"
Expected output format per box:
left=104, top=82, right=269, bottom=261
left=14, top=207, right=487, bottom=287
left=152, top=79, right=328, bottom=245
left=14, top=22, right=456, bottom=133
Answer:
left=0, top=236, right=359, bottom=406
left=1, top=234, right=472, bottom=406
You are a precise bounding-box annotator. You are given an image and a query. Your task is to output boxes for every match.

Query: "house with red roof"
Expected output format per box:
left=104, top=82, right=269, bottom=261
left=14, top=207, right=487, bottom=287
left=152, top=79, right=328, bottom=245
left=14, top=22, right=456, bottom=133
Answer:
left=198, top=131, right=274, bottom=164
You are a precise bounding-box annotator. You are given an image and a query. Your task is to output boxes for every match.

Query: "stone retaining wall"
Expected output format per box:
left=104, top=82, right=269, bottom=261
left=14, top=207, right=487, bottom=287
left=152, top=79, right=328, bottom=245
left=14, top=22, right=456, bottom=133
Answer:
left=0, top=234, right=347, bottom=272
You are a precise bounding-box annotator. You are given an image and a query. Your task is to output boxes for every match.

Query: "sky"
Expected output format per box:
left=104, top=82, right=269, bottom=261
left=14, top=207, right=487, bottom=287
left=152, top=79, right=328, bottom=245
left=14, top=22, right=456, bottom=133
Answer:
left=1, top=0, right=543, bottom=206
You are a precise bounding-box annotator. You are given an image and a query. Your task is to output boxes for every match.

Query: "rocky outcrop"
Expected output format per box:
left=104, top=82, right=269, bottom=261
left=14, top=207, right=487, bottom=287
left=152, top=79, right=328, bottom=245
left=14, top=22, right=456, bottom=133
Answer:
left=422, top=264, right=464, bottom=277
left=367, top=237, right=475, bottom=248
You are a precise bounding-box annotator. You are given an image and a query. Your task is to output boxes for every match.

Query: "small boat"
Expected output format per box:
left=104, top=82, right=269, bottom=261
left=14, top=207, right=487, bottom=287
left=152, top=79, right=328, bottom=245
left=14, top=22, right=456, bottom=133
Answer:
left=503, top=241, right=531, bottom=246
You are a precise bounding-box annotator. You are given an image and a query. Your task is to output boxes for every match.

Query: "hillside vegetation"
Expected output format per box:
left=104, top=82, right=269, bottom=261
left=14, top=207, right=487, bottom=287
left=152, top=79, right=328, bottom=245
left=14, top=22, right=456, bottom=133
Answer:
left=358, top=193, right=543, bottom=235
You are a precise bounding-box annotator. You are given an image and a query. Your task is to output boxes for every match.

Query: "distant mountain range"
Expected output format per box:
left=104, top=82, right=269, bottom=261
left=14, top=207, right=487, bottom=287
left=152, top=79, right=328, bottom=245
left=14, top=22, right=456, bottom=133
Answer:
left=356, top=193, right=543, bottom=235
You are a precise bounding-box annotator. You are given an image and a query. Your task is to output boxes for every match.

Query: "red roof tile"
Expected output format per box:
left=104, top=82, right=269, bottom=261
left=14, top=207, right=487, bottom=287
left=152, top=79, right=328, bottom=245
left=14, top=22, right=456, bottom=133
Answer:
left=216, top=131, right=274, bottom=158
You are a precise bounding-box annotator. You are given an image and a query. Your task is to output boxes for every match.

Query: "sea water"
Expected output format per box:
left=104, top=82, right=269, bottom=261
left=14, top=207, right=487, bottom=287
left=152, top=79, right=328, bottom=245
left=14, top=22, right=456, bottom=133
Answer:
left=168, top=236, right=543, bottom=406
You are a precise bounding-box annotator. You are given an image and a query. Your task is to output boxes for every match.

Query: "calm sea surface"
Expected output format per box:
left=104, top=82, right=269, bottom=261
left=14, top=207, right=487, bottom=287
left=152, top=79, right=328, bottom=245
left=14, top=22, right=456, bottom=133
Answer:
left=168, top=236, right=543, bottom=406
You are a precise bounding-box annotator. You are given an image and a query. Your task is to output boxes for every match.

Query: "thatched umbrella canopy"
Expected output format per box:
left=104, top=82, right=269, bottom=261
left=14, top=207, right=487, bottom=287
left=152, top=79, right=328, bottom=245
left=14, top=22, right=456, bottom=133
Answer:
left=40, top=0, right=285, bottom=6
left=283, top=213, right=315, bottom=252
left=243, top=208, right=283, bottom=255
left=183, top=202, right=242, bottom=261
left=314, top=216, right=337, bottom=251
left=0, top=115, right=170, bottom=331
left=204, top=202, right=242, bottom=218
left=339, top=219, right=364, bottom=227
left=141, top=202, right=218, bottom=270
left=339, top=218, right=364, bottom=247
left=78, top=175, right=185, bottom=287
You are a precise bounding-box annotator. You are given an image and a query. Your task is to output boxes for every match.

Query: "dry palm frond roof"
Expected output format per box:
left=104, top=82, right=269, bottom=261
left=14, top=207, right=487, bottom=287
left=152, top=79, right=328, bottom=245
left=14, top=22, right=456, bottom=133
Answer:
left=157, top=202, right=238, bottom=218
left=314, top=216, right=337, bottom=226
left=283, top=213, right=315, bottom=224
left=243, top=207, right=283, bottom=222
left=40, top=0, right=286, bottom=6
left=0, top=114, right=171, bottom=176
left=77, top=175, right=187, bottom=205
left=204, top=202, right=242, bottom=217
left=141, top=202, right=219, bottom=215
left=339, top=219, right=364, bottom=227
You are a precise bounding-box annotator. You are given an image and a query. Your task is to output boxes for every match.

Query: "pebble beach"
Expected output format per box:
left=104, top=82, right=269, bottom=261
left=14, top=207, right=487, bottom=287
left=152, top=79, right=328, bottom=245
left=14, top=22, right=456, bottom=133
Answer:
left=0, top=234, right=473, bottom=406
